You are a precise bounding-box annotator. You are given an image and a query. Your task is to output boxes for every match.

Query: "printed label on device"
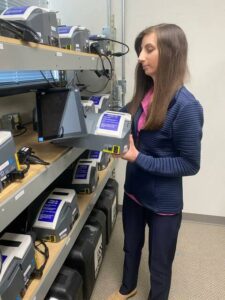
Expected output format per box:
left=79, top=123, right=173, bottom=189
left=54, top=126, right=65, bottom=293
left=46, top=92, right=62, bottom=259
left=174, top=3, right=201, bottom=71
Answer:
left=58, top=26, right=72, bottom=34
left=89, top=150, right=100, bottom=159
left=2, top=255, right=7, bottom=264
left=75, top=164, right=89, bottom=180
left=4, top=6, right=29, bottom=15
left=90, top=96, right=101, bottom=105
left=38, top=199, right=61, bottom=223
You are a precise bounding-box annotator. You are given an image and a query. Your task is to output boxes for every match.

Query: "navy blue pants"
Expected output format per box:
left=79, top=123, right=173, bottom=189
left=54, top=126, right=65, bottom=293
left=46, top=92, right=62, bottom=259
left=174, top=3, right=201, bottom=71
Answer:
left=119, top=194, right=182, bottom=300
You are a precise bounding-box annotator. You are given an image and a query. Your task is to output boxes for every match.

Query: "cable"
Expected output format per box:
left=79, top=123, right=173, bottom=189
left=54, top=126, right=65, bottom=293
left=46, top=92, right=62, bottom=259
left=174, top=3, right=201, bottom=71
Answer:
left=85, top=78, right=111, bottom=94
left=40, top=71, right=58, bottom=88
left=101, top=53, right=113, bottom=80
left=17, top=146, right=49, bottom=166
left=31, top=239, right=49, bottom=279
left=89, top=36, right=129, bottom=57
left=13, top=126, right=27, bottom=137
left=0, top=18, right=41, bottom=43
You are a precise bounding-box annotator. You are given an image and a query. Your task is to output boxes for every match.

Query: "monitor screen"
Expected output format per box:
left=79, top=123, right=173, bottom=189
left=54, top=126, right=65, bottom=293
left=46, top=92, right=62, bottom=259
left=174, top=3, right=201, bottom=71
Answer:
left=36, top=88, right=87, bottom=142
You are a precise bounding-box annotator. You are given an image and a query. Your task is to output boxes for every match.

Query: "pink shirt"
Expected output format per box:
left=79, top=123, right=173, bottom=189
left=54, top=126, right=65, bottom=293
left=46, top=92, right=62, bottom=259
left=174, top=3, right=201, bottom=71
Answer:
left=137, top=89, right=153, bottom=132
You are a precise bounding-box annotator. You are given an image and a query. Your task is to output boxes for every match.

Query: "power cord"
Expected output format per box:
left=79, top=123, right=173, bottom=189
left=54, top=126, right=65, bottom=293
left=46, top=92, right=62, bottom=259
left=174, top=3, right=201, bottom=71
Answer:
left=17, top=146, right=49, bottom=166
left=40, top=70, right=59, bottom=88
left=31, top=239, right=49, bottom=279
left=90, top=43, right=113, bottom=79
left=89, top=36, right=129, bottom=57
left=13, top=125, right=27, bottom=137
left=0, top=19, right=41, bottom=43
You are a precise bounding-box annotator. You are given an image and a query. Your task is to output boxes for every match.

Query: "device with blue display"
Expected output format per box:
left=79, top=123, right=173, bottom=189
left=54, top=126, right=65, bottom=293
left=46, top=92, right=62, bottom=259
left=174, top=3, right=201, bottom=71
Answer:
left=0, top=6, right=59, bottom=46
left=58, top=25, right=90, bottom=52
left=0, top=131, right=19, bottom=191
left=36, top=87, right=131, bottom=154
left=89, top=94, right=110, bottom=113
left=81, top=99, right=96, bottom=113
left=72, top=159, right=99, bottom=194
left=87, top=150, right=110, bottom=171
left=32, top=188, right=79, bottom=242
left=0, top=233, right=36, bottom=300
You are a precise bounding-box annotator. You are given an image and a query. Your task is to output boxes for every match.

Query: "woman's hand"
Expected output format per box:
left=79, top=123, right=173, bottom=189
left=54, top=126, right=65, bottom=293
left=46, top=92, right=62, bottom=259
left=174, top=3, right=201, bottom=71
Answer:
left=121, top=134, right=139, bottom=162
left=112, top=134, right=139, bottom=162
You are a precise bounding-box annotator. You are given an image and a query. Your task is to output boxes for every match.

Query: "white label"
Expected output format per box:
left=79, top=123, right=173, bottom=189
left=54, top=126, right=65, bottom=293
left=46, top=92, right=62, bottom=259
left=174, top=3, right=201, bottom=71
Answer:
left=60, top=233, right=67, bottom=240
left=1, top=175, right=6, bottom=181
left=0, top=43, right=4, bottom=50
left=24, top=264, right=31, bottom=279
left=0, top=160, right=9, bottom=171
left=111, top=196, right=117, bottom=226
left=56, top=52, right=63, bottom=57
left=94, top=234, right=103, bottom=278
left=15, top=189, right=25, bottom=201
left=59, top=228, right=67, bottom=237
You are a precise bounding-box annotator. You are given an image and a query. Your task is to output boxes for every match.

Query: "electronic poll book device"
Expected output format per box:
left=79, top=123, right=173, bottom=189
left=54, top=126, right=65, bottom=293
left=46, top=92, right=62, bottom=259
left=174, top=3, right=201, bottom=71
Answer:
left=58, top=25, right=90, bottom=52
left=89, top=94, right=110, bottom=113
left=32, top=188, right=79, bottom=242
left=36, top=88, right=131, bottom=154
left=0, top=131, right=18, bottom=191
left=72, top=159, right=99, bottom=194
left=81, top=100, right=95, bottom=113
left=0, top=6, right=59, bottom=46
left=87, top=150, right=110, bottom=171
left=0, top=233, right=36, bottom=300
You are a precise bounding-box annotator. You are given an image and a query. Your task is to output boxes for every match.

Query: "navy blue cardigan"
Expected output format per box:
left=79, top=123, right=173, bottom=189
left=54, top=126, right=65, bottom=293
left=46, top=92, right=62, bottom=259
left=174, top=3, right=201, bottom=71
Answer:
left=124, top=86, right=204, bottom=213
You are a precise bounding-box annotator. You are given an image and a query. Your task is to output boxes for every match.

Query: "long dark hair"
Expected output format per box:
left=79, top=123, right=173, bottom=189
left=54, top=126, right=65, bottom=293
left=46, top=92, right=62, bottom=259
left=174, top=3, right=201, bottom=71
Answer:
left=128, top=23, right=188, bottom=130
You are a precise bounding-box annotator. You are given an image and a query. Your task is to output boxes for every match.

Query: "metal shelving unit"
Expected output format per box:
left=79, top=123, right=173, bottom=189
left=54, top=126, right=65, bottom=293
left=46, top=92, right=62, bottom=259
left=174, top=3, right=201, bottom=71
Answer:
left=0, top=36, right=116, bottom=300
left=24, top=159, right=116, bottom=300
left=0, top=36, right=107, bottom=71
left=0, top=146, right=84, bottom=232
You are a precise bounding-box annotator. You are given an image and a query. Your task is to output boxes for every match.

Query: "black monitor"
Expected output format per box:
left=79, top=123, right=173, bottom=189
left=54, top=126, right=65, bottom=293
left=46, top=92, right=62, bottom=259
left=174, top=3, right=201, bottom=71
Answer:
left=36, top=88, right=87, bottom=142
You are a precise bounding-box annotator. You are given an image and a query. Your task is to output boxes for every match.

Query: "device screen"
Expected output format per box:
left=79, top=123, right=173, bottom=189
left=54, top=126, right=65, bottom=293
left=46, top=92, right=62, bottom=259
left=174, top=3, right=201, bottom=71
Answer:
left=36, top=89, right=68, bottom=141
left=36, top=88, right=87, bottom=142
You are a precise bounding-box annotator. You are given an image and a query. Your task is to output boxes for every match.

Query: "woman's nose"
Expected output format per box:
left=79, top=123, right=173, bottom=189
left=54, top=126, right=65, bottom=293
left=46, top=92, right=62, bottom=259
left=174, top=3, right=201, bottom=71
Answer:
left=138, top=50, right=145, bottom=62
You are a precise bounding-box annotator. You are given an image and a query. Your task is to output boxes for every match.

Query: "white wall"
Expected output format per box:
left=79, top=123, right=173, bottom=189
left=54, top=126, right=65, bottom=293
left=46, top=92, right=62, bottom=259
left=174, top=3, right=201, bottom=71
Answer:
left=49, top=0, right=225, bottom=217
left=112, top=0, right=225, bottom=217
left=49, top=0, right=108, bottom=34
left=0, top=93, right=35, bottom=124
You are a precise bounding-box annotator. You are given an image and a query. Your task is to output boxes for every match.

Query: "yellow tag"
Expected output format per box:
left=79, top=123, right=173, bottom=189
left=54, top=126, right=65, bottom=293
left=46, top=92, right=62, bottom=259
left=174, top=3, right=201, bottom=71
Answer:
left=14, top=153, right=21, bottom=171
left=103, top=145, right=120, bottom=154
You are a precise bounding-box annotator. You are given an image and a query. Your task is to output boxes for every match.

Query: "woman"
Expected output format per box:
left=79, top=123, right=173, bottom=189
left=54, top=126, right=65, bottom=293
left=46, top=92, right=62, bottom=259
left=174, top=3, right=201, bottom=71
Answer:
left=107, top=24, right=204, bottom=300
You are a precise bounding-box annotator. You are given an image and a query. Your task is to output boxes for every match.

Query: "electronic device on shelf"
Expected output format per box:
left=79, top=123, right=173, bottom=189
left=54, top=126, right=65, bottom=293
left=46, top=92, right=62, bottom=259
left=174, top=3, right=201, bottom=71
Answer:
left=87, top=150, right=110, bottom=171
left=58, top=25, right=90, bottom=52
left=36, top=87, right=131, bottom=154
left=89, top=94, right=110, bottom=113
left=0, top=131, right=22, bottom=191
left=0, top=6, right=59, bottom=45
left=0, top=233, right=36, bottom=300
left=32, top=188, right=79, bottom=242
left=72, top=159, right=99, bottom=194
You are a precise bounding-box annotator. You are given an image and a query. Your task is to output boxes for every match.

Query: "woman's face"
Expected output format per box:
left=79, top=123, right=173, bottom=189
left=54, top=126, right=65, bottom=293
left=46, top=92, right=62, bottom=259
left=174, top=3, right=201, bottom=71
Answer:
left=138, top=32, right=159, bottom=80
